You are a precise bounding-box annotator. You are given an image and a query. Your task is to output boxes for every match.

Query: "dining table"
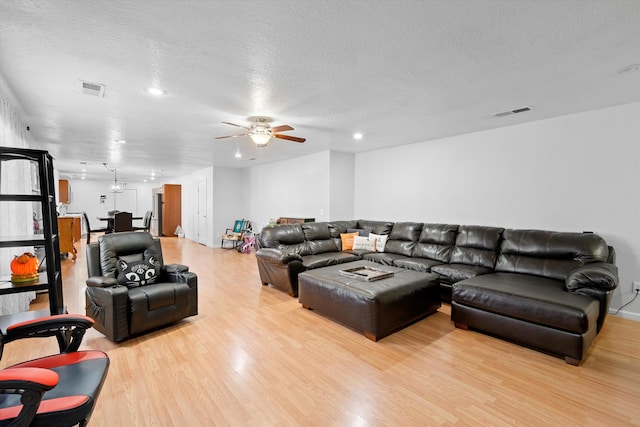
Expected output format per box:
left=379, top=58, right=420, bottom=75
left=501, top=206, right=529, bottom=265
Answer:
left=97, top=213, right=143, bottom=233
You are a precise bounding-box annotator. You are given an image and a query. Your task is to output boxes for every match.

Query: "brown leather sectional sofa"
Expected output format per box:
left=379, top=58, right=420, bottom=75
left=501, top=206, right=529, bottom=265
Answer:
left=255, top=220, right=619, bottom=365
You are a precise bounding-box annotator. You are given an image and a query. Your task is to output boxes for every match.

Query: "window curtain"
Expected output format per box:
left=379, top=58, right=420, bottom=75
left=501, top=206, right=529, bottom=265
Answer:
left=0, top=91, right=37, bottom=314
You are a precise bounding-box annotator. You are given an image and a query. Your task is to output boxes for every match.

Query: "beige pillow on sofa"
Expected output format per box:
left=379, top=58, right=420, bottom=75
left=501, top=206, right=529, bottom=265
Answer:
left=369, top=233, right=388, bottom=253
left=352, top=235, right=375, bottom=251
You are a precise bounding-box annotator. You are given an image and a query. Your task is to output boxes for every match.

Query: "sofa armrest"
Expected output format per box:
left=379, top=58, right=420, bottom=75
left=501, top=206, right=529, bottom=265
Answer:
left=85, top=284, right=130, bottom=342
left=86, top=276, right=118, bottom=288
left=164, top=263, right=189, bottom=273
left=256, top=248, right=303, bottom=264
left=566, top=262, right=619, bottom=292
left=162, top=267, right=198, bottom=316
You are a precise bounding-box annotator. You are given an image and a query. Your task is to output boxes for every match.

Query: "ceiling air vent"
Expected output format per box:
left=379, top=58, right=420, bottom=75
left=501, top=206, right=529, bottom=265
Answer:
left=79, top=80, right=106, bottom=97
left=492, top=106, right=531, bottom=117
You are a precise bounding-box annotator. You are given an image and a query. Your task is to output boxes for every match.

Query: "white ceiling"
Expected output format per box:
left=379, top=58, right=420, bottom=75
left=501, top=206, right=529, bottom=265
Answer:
left=1, top=1, right=639, bottom=183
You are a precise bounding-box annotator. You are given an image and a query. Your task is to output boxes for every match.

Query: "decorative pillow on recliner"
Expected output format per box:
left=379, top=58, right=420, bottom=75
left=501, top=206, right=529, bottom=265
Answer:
left=340, top=232, right=359, bottom=251
left=117, top=253, right=159, bottom=288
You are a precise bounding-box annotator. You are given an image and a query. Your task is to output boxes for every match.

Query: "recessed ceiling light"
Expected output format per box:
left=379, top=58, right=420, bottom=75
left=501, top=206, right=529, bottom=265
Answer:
left=114, top=139, right=126, bottom=144
left=146, top=87, right=166, bottom=96
left=353, top=133, right=363, bottom=140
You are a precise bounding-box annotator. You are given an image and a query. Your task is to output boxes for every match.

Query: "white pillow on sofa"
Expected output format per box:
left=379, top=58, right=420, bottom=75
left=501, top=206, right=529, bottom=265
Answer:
left=352, top=235, right=375, bottom=251
left=369, top=233, right=388, bottom=253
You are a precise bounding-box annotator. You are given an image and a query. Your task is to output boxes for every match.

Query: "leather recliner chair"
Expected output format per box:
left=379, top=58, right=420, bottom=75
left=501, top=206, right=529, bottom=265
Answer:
left=85, top=231, right=198, bottom=342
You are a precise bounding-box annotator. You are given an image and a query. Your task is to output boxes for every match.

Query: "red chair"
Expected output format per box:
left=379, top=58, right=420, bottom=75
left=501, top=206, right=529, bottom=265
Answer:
left=0, top=314, right=109, bottom=427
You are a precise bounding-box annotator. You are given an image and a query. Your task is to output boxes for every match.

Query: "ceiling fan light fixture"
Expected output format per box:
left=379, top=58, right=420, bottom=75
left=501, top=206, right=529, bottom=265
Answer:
left=250, top=133, right=271, bottom=146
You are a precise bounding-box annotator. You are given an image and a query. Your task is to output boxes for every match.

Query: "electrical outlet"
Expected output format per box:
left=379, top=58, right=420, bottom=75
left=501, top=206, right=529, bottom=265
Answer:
left=633, top=281, right=640, bottom=292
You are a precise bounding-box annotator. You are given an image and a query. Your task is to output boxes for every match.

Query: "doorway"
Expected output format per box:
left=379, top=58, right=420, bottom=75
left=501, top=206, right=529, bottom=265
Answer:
left=197, top=180, right=207, bottom=245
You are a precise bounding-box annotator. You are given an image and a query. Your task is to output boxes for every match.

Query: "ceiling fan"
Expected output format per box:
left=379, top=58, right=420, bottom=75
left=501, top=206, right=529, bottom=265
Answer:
left=215, top=116, right=306, bottom=146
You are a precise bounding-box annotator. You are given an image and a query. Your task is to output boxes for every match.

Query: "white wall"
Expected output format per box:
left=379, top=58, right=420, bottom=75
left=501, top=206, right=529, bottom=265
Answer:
left=329, top=151, right=355, bottom=221
left=211, top=167, right=246, bottom=246
left=64, top=179, right=156, bottom=232
left=0, top=90, right=37, bottom=313
left=354, top=101, right=640, bottom=320
left=246, top=151, right=332, bottom=231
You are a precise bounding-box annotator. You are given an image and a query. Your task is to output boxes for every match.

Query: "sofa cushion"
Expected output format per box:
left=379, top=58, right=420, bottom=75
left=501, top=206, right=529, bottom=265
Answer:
left=99, top=232, right=163, bottom=278
left=363, top=252, right=408, bottom=266
left=496, top=229, right=610, bottom=281
left=449, top=225, right=504, bottom=269
left=453, top=273, right=599, bottom=334
left=357, top=220, right=394, bottom=235
left=301, top=222, right=339, bottom=254
left=393, top=257, right=443, bottom=272
left=302, top=222, right=331, bottom=240
left=412, top=223, right=459, bottom=262
left=302, top=253, right=360, bottom=269
left=327, top=220, right=359, bottom=237
left=430, top=263, right=493, bottom=284
left=308, top=239, right=339, bottom=255
left=260, top=224, right=305, bottom=247
left=384, top=222, right=423, bottom=256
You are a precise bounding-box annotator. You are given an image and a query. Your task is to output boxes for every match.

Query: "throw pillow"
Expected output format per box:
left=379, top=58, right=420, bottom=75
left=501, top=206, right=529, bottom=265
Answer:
left=347, top=228, right=370, bottom=237
left=340, top=232, right=359, bottom=251
left=352, top=235, right=375, bottom=251
left=369, top=233, right=389, bottom=253
left=117, top=253, right=159, bottom=288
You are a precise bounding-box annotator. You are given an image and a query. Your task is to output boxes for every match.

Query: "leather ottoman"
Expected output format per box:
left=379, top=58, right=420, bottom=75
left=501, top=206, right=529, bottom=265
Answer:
left=298, top=260, right=440, bottom=341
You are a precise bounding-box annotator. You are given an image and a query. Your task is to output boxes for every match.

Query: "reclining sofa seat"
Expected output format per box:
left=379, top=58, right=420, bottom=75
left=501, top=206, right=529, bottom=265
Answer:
left=393, top=223, right=459, bottom=272
left=257, top=222, right=360, bottom=296
left=85, top=232, right=198, bottom=342
left=451, top=229, right=618, bottom=365
left=362, top=222, right=423, bottom=265
left=430, top=225, right=504, bottom=301
left=257, top=220, right=394, bottom=297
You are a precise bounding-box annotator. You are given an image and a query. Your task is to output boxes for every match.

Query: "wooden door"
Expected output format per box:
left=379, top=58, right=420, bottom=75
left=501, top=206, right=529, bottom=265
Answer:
left=162, top=184, right=181, bottom=237
left=58, top=179, right=70, bottom=204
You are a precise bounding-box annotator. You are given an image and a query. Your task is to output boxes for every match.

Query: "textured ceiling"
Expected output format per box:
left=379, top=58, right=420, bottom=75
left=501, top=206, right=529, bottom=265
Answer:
left=1, top=0, right=639, bottom=182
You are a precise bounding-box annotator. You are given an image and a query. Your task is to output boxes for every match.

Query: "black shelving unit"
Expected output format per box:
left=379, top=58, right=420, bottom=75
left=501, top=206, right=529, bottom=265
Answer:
left=0, top=147, right=64, bottom=325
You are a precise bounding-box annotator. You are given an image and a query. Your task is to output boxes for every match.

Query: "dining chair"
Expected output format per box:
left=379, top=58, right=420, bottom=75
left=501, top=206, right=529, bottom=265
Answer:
left=82, top=211, right=108, bottom=244
left=113, top=211, right=133, bottom=232
left=133, top=210, right=152, bottom=232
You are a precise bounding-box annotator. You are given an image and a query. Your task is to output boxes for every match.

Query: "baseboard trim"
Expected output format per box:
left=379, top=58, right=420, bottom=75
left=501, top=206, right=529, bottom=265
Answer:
left=608, top=308, right=640, bottom=322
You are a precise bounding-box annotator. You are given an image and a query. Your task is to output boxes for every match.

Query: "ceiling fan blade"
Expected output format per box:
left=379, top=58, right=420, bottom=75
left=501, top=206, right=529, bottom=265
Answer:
left=215, top=133, right=248, bottom=139
left=270, top=125, right=294, bottom=133
left=274, top=134, right=306, bottom=143
left=222, top=121, right=251, bottom=130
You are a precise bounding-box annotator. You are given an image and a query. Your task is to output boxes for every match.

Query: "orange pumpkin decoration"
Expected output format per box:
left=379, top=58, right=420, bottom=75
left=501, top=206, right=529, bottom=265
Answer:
left=10, top=252, right=39, bottom=283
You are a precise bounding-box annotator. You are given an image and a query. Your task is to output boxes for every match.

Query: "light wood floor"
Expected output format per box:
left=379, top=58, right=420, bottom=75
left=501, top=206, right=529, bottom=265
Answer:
left=2, top=237, right=640, bottom=426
